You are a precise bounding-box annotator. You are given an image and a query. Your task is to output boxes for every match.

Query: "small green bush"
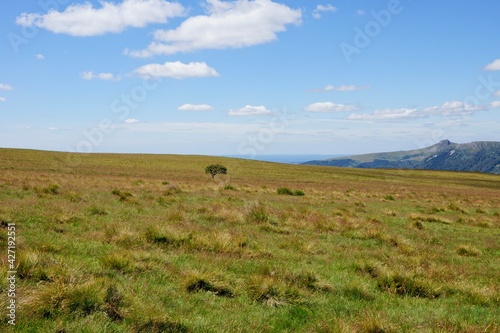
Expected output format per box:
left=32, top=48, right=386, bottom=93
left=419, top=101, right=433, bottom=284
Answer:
left=277, top=187, right=294, bottom=195
left=293, top=190, right=305, bottom=196
left=277, top=187, right=305, bottom=196
left=223, top=184, right=236, bottom=191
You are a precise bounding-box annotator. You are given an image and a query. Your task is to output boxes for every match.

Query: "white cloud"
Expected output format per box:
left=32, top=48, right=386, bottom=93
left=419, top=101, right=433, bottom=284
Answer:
left=422, top=101, right=482, bottom=116
left=36, top=54, right=45, bottom=60
left=317, top=84, right=370, bottom=92
left=312, top=4, right=337, bottom=19
left=133, top=61, right=219, bottom=79
left=493, top=90, right=500, bottom=97
left=125, top=118, right=140, bottom=124
left=48, top=127, right=58, bottom=130
left=81, top=71, right=121, bottom=81
left=0, top=97, right=6, bottom=102
left=484, top=59, right=500, bottom=71
left=178, top=104, right=214, bottom=111
left=356, top=9, right=365, bottom=15
left=228, top=105, right=271, bottom=116
left=348, top=108, right=417, bottom=120
left=305, top=102, right=358, bottom=112
left=16, top=0, right=185, bottom=36
left=126, top=0, right=301, bottom=57
left=0, top=83, right=13, bottom=90
left=348, top=100, right=494, bottom=121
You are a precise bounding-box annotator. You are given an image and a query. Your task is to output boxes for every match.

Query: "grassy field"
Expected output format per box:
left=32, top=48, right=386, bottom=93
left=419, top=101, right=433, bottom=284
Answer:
left=0, top=148, right=499, bottom=332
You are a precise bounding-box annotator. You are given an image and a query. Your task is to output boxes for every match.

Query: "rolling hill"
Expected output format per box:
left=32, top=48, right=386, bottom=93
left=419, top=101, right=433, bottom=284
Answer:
left=304, top=140, right=500, bottom=174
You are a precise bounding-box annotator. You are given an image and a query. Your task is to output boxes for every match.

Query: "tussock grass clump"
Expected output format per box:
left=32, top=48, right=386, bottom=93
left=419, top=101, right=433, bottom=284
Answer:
left=89, top=206, right=108, bottom=216
left=44, top=183, right=60, bottom=195
left=285, top=271, right=333, bottom=292
left=246, top=203, right=270, bottom=223
left=102, top=252, right=135, bottom=274
left=183, top=270, right=235, bottom=298
left=16, top=250, right=50, bottom=282
left=186, top=279, right=234, bottom=298
left=353, top=312, right=396, bottom=333
left=247, top=268, right=332, bottom=307
left=190, top=231, right=249, bottom=254
left=223, top=184, right=236, bottom=190
left=342, top=282, right=375, bottom=301
left=248, top=275, right=301, bottom=307
left=376, top=272, right=442, bottom=299
left=447, top=201, right=468, bottom=214
left=144, top=226, right=188, bottom=248
left=25, top=279, right=108, bottom=319
left=384, top=194, right=395, bottom=201
left=277, top=187, right=305, bottom=196
left=356, top=260, right=386, bottom=279
left=163, top=185, right=182, bottom=196
left=409, top=213, right=451, bottom=225
left=111, top=189, right=132, bottom=202
left=412, top=220, right=425, bottom=230
left=457, top=245, right=482, bottom=257
left=66, top=280, right=106, bottom=316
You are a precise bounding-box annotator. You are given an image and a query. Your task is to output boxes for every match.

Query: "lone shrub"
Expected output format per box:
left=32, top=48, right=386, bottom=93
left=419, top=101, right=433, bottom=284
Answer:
left=277, top=187, right=293, bottom=195
left=205, top=164, right=227, bottom=179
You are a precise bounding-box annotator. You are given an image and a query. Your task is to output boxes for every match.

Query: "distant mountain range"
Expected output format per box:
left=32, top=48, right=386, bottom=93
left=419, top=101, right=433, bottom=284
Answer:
left=303, top=140, right=500, bottom=174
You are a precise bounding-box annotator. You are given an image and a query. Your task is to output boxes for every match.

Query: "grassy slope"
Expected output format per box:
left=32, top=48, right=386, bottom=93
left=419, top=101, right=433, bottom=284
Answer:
left=0, top=148, right=499, bottom=332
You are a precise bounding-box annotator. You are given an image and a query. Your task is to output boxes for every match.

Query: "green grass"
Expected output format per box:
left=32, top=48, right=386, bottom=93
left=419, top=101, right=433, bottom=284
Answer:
left=0, top=148, right=499, bottom=332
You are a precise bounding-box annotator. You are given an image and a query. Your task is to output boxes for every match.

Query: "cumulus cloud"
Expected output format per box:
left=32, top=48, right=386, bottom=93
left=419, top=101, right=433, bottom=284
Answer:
left=312, top=4, right=337, bottom=19
left=81, top=71, right=121, bottom=81
left=490, top=101, right=500, bottom=108
left=36, top=54, right=45, bottom=60
left=356, top=9, right=365, bottom=15
left=305, top=102, right=358, bottom=112
left=484, top=59, right=500, bottom=71
left=178, top=104, right=214, bottom=111
left=348, top=100, right=496, bottom=121
left=0, top=97, right=6, bottom=102
left=421, top=101, right=483, bottom=117
left=133, top=61, right=219, bottom=79
left=126, top=0, right=301, bottom=57
left=228, top=105, right=271, bottom=116
left=0, top=83, right=13, bottom=90
left=16, top=0, right=185, bottom=36
left=494, top=90, right=500, bottom=97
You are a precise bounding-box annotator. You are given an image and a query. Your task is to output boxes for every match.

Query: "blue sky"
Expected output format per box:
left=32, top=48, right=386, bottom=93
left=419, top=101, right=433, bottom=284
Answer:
left=1, top=0, right=499, bottom=157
